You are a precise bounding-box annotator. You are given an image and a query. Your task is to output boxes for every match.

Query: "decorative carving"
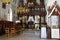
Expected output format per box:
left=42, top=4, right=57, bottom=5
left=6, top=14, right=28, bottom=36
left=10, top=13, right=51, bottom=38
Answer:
left=17, top=6, right=29, bottom=13
left=2, top=0, right=14, bottom=4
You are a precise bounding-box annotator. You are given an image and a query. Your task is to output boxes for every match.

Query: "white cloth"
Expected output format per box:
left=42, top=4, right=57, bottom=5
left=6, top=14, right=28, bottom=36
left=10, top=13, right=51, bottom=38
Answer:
left=28, top=16, right=34, bottom=22
left=41, top=27, right=47, bottom=38
left=50, top=16, right=59, bottom=28
left=51, top=29, right=59, bottom=38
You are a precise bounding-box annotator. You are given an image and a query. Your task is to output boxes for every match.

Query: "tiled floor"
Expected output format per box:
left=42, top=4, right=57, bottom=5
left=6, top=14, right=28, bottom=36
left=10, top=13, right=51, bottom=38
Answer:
left=0, top=30, right=59, bottom=40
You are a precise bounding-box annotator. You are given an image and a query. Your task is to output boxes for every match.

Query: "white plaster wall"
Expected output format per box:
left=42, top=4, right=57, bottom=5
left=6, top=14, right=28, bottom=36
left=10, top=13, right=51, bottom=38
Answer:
left=44, top=0, right=60, bottom=27
left=0, top=0, right=18, bottom=21
left=45, top=0, right=60, bottom=10
left=36, top=0, right=40, bottom=5
left=0, top=1, right=13, bottom=21
left=15, top=0, right=19, bottom=7
left=23, top=0, right=27, bottom=5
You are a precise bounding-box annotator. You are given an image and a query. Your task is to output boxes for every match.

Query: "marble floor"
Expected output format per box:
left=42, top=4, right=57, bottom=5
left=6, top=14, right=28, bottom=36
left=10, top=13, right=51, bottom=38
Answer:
left=0, top=30, right=59, bottom=40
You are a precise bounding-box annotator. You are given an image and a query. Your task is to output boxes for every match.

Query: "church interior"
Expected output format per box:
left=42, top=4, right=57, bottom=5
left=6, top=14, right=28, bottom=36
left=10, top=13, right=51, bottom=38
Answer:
left=0, top=0, right=60, bottom=40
